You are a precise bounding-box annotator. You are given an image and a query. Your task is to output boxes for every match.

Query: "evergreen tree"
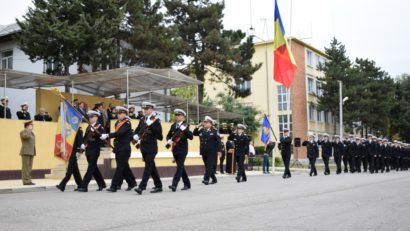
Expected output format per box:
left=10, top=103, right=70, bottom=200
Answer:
left=164, top=0, right=261, bottom=103
left=317, top=37, right=351, bottom=134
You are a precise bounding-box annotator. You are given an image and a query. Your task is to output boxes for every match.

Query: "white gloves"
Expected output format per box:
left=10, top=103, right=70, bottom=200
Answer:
left=133, top=134, right=139, bottom=141
left=179, top=125, right=187, bottom=131
left=80, top=144, right=86, bottom=150
left=146, top=119, right=154, bottom=126
left=137, top=140, right=141, bottom=145
left=75, top=152, right=80, bottom=160
left=100, top=134, right=109, bottom=140
left=167, top=139, right=173, bottom=145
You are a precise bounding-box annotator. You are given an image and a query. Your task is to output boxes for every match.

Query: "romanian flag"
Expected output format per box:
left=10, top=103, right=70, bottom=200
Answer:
left=54, top=99, right=82, bottom=161
left=274, top=0, right=296, bottom=88
left=261, top=115, right=271, bottom=145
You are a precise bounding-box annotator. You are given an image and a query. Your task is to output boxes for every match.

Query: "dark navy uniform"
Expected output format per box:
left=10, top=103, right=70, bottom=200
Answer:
left=279, top=135, right=292, bottom=178
left=166, top=122, right=193, bottom=189
left=56, top=128, right=83, bottom=191
left=303, top=140, right=319, bottom=176
left=135, top=116, right=163, bottom=191
left=16, top=111, right=31, bottom=120
left=228, top=132, right=250, bottom=182
left=332, top=140, right=344, bottom=174
left=193, top=127, right=221, bottom=184
left=0, top=104, right=11, bottom=119
left=366, top=140, right=377, bottom=173
left=318, top=139, right=332, bottom=175
left=342, top=140, right=350, bottom=173
left=80, top=123, right=106, bottom=191
left=108, top=118, right=137, bottom=191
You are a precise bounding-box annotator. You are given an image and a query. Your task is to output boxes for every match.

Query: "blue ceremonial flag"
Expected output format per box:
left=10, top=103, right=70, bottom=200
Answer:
left=261, top=115, right=271, bottom=145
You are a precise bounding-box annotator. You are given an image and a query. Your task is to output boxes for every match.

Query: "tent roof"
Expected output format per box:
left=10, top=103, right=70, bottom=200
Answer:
left=129, top=92, right=241, bottom=120
left=1, top=67, right=202, bottom=97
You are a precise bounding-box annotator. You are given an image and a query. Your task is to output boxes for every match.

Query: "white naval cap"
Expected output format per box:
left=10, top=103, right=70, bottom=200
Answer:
left=141, top=101, right=156, bottom=109
left=173, top=108, right=186, bottom=116
left=237, top=124, right=247, bottom=130
left=115, top=106, right=128, bottom=114
left=323, top=133, right=329, bottom=137
left=203, top=116, right=214, bottom=124
left=1, top=96, right=8, bottom=101
left=21, top=102, right=29, bottom=106
left=87, top=110, right=101, bottom=117
left=127, top=104, right=136, bottom=109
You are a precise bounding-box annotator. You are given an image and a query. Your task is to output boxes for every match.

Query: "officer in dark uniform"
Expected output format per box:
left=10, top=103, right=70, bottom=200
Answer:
left=347, top=136, right=357, bottom=173
left=378, top=139, right=387, bottom=173
left=359, top=138, right=368, bottom=172
left=193, top=116, right=221, bottom=185
left=101, top=106, right=137, bottom=192
left=78, top=110, right=107, bottom=192
left=166, top=109, right=193, bottom=192
left=332, top=135, right=344, bottom=174
left=56, top=127, right=83, bottom=192
left=279, top=129, right=292, bottom=179
left=134, top=102, right=163, bottom=195
left=302, top=134, right=319, bottom=176
left=366, top=135, right=377, bottom=174
left=0, top=97, right=11, bottom=119
left=318, top=133, right=332, bottom=175
left=385, top=141, right=392, bottom=172
left=228, top=124, right=250, bottom=183
left=354, top=137, right=362, bottom=173
left=342, top=138, right=350, bottom=173
left=219, top=135, right=226, bottom=174
left=16, top=102, right=31, bottom=120
left=225, top=139, right=236, bottom=174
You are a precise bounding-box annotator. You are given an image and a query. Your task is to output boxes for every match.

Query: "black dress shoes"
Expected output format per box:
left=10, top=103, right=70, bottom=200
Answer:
left=210, top=181, right=217, bottom=185
left=150, top=188, right=163, bottom=193
left=55, top=185, right=64, bottom=192
left=78, top=188, right=88, bottom=192
left=235, top=176, right=240, bottom=183
left=168, top=185, right=177, bottom=192
left=135, top=188, right=143, bottom=195
left=106, top=187, right=117, bottom=192
left=96, top=186, right=106, bottom=191
left=202, top=181, right=209, bottom=185
left=181, top=186, right=190, bottom=191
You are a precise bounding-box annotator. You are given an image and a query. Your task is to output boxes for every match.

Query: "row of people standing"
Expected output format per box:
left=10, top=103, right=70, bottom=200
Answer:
left=301, top=133, right=410, bottom=177
left=1, top=97, right=52, bottom=121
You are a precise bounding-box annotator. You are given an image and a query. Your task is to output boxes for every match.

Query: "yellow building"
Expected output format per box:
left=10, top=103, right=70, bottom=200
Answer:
left=205, top=38, right=339, bottom=157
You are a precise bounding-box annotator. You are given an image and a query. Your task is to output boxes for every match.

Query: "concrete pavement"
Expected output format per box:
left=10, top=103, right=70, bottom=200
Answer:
left=1, top=170, right=409, bottom=231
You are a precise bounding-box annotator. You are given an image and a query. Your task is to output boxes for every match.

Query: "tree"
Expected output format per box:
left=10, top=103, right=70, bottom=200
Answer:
left=16, top=0, right=85, bottom=75
left=345, top=58, right=395, bottom=136
left=76, top=0, right=125, bottom=72
left=121, top=0, right=181, bottom=68
left=391, top=74, right=410, bottom=142
left=164, top=0, right=261, bottom=103
left=317, top=37, right=351, bottom=134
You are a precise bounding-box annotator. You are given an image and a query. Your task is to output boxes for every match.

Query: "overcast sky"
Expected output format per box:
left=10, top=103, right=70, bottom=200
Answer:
left=0, top=0, right=409, bottom=77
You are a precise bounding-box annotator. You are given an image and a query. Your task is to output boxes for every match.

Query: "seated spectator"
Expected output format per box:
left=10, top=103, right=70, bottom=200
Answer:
left=17, top=102, right=31, bottom=120
left=34, top=107, right=52, bottom=122
left=0, top=96, right=11, bottom=119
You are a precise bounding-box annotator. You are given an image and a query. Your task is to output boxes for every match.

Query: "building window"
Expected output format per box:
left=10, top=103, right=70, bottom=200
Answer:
left=277, top=85, right=290, bottom=111
left=307, top=50, right=313, bottom=67
left=316, top=80, right=323, bottom=96
left=315, top=54, right=320, bottom=69
left=279, top=114, right=293, bottom=138
left=317, top=110, right=323, bottom=122
left=236, top=80, right=251, bottom=92
left=309, top=104, right=316, bottom=121
left=308, top=77, right=315, bottom=94
left=44, top=60, right=62, bottom=75
left=1, top=50, right=13, bottom=70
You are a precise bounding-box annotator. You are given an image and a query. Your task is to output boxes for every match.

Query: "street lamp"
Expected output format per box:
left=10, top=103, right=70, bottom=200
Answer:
left=338, top=81, right=348, bottom=140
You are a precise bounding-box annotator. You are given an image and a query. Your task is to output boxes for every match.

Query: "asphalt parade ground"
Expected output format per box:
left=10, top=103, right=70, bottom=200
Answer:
left=1, top=171, right=410, bottom=231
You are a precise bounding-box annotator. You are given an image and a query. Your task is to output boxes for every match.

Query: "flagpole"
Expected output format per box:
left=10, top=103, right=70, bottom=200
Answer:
left=264, top=113, right=277, bottom=174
